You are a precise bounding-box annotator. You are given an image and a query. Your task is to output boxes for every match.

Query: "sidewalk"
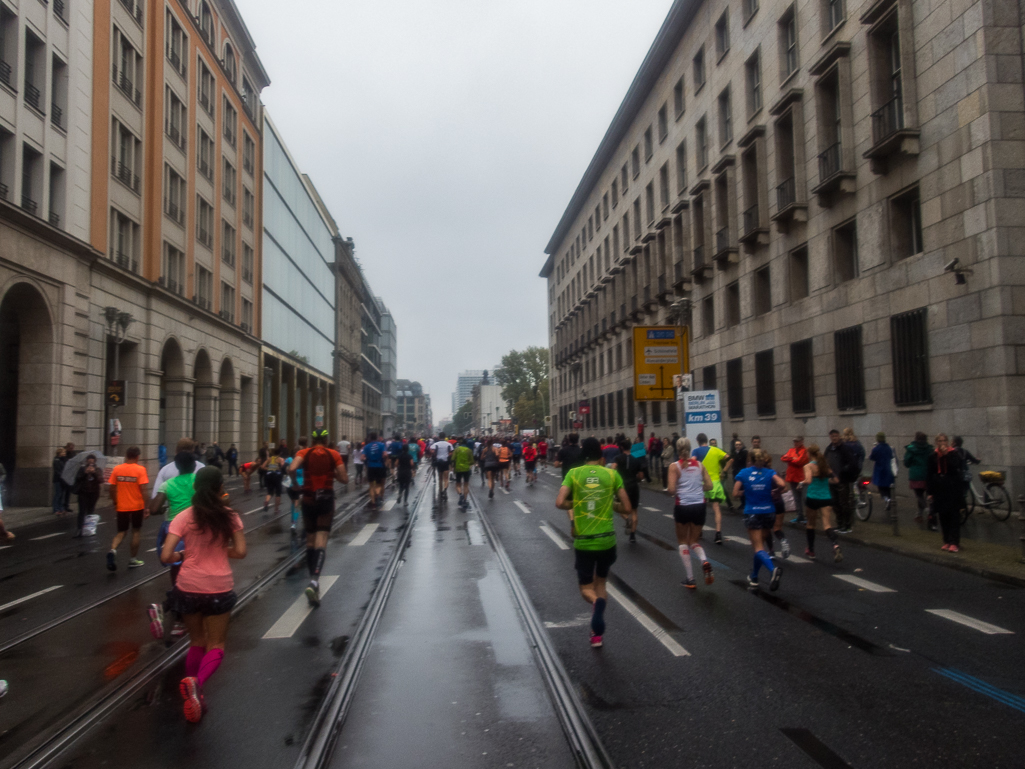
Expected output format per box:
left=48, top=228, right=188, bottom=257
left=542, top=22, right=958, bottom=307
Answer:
left=638, top=477, right=1025, bottom=587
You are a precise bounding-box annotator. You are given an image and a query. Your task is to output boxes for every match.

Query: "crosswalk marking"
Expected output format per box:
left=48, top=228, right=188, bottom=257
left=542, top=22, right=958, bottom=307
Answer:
left=926, top=609, right=1013, bottom=635
left=833, top=574, right=896, bottom=593
left=514, top=501, right=532, bottom=514
left=0, top=585, right=63, bottom=613
left=348, top=523, right=379, bottom=547
left=262, top=576, right=339, bottom=639
left=539, top=524, right=569, bottom=550
left=606, top=583, right=690, bottom=657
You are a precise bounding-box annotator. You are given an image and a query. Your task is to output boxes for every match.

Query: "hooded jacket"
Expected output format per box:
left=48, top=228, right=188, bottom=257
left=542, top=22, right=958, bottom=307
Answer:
left=903, top=440, right=932, bottom=483
left=926, top=448, right=965, bottom=500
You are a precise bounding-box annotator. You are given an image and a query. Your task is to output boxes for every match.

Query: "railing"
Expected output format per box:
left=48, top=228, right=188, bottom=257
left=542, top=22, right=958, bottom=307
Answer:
left=49, top=211, right=60, bottom=227
left=224, top=126, right=236, bottom=147
left=224, top=188, right=236, bottom=207
left=776, top=176, right=796, bottom=210
left=222, top=249, right=235, bottom=267
left=112, top=158, right=140, bottom=192
left=0, top=60, right=11, bottom=89
left=693, top=244, right=705, bottom=270
left=166, top=201, right=181, bottom=223
left=674, top=260, right=685, bottom=283
left=168, top=50, right=183, bottom=74
left=166, top=278, right=181, bottom=295
left=167, top=124, right=181, bottom=146
left=242, top=264, right=253, bottom=283
left=818, top=141, right=842, bottom=181
left=715, top=227, right=730, bottom=254
left=195, top=295, right=211, bottom=311
left=119, top=0, right=143, bottom=23
left=743, top=204, right=759, bottom=235
left=25, top=82, right=42, bottom=111
left=198, top=159, right=212, bottom=180
left=114, top=251, right=138, bottom=273
left=199, top=91, right=213, bottom=116
left=198, top=227, right=211, bottom=246
left=51, top=103, right=63, bottom=129
left=241, top=321, right=251, bottom=333
left=871, top=94, right=904, bottom=145
left=21, top=196, right=37, bottom=215
left=0, top=182, right=8, bottom=201
left=114, top=67, right=141, bottom=105
left=243, top=210, right=253, bottom=228
left=219, top=309, right=235, bottom=323
left=243, top=154, right=254, bottom=175
left=54, top=0, right=66, bottom=22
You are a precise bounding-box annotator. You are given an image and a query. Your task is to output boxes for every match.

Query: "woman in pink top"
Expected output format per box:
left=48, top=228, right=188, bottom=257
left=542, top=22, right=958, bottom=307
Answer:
left=160, top=466, right=246, bottom=723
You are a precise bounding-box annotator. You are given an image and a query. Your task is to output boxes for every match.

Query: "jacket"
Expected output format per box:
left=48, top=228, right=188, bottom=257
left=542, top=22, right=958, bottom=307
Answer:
left=75, top=466, right=104, bottom=498
left=868, top=443, right=896, bottom=488
left=926, top=449, right=965, bottom=502
left=846, top=440, right=866, bottom=475
left=825, top=441, right=859, bottom=483
left=780, top=446, right=809, bottom=484
left=661, top=443, right=676, bottom=464
left=903, top=440, right=932, bottom=483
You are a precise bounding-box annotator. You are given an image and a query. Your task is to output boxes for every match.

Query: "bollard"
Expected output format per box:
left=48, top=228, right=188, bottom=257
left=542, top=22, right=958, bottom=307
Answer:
left=1018, top=495, right=1025, bottom=564
left=890, top=494, right=899, bottom=537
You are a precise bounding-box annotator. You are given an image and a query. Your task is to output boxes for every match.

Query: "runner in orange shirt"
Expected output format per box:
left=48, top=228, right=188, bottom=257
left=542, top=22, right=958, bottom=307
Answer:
left=107, top=446, right=150, bottom=571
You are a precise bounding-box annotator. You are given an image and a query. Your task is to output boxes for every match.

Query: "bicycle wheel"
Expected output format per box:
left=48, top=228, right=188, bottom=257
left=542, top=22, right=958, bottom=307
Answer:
left=964, top=485, right=976, bottom=517
left=986, top=484, right=1012, bottom=521
left=855, top=488, right=872, bottom=521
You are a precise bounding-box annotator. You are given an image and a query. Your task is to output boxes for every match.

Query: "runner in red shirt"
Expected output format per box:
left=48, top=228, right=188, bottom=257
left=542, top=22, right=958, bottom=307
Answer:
left=537, top=438, right=549, bottom=468
left=523, top=442, right=538, bottom=485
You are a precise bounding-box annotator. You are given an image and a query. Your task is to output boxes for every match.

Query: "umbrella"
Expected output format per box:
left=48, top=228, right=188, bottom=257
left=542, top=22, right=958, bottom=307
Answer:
left=62, top=450, right=107, bottom=487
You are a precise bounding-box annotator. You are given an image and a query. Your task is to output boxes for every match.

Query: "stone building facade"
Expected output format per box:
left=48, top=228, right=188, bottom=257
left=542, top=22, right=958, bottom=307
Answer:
left=334, top=235, right=365, bottom=441
left=542, top=0, right=1024, bottom=495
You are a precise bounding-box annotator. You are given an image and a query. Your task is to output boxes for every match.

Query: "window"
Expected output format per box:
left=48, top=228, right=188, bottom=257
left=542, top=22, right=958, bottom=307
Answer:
left=243, top=187, right=254, bottom=228
left=627, top=387, right=635, bottom=425
left=164, top=165, right=186, bottom=224
left=745, top=0, right=760, bottom=23
left=715, top=11, right=730, bottom=58
left=675, top=141, right=687, bottom=192
left=834, top=220, right=857, bottom=282
left=166, top=12, right=188, bottom=76
left=825, top=0, right=845, bottom=33
left=725, top=281, right=741, bottom=327
left=223, top=158, right=236, bottom=206
left=702, top=294, right=714, bottom=335
left=645, top=182, right=655, bottom=224
left=696, top=116, right=708, bottom=169
left=603, top=192, right=609, bottom=220
left=746, top=50, right=762, bottom=116
left=702, top=364, right=717, bottom=391
left=223, top=97, right=237, bottom=146
left=816, top=69, right=843, bottom=182
left=241, top=298, right=253, bottom=332
left=780, top=6, right=799, bottom=79
left=163, top=243, right=185, bottom=295
left=242, top=242, right=254, bottom=283
left=622, top=213, right=630, bottom=250
left=868, top=13, right=906, bottom=147
left=834, top=325, right=865, bottom=410
left=667, top=399, right=677, bottom=424
left=611, top=179, right=619, bottom=208
left=243, top=133, right=255, bottom=175
left=658, top=104, right=668, bottom=142
left=693, top=47, right=705, bottom=90
left=110, top=208, right=139, bottom=271
left=220, top=281, right=235, bottom=323
left=659, top=163, right=670, bottom=210
left=891, top=308, right=930, bottom=406
left=241, top=75, right=256, bottom=117
left=587, top=216, right=593, bottom=241
left=616, top=389, right=624, bottom=426
left=633, top=198, right=642, bottom=239
left=644, top=126, right=653, bottom=160
left=718, top=87, right=732, bottom=145
left=891, top=187, right=922, bottom=258
left=222, top=221, right=236, bottom=267
left=111, top=119, right=141, bottom=193
left=196, top=195, right=213, bottom=247
left=112, top=27, right=141, bottom=106
left=790, top=245, right=809, bottom=300
left=673, top=77, right=685, bottom=117
left=631, top=145, right=640, bottom=178
left=621, top=163, right=629, bottom=192
left=223, top=43, right=236, bottom=86
left=616, top=343, right=623, bottom=371
left=198, top=59, right=215, bottom=116
left=198, top=1, right=214, bottom=46
left=198, top=127, right=214, bottom=180
left=165, top=87, right=187, bottom=149
left=612, top=224, right=620, bottom=257
left=754, top=265, right=771, bottom=314
left=726, top=358, right=744, bottom=418
left=755, top=350, right=776, bottom=416
left=790, top=339, right=815, bottom=413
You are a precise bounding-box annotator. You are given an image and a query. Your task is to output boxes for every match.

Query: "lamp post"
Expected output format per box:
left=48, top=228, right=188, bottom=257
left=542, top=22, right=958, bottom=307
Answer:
left=103, top=306, right=133, bottom=448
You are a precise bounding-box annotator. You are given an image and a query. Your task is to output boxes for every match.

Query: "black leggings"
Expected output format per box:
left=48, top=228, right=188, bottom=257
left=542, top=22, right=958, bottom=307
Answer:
left=77, top=493, right=99, bottom=530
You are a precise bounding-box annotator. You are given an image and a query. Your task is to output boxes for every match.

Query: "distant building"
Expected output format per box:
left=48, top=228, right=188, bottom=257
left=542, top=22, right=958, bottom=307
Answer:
left=396, top=379, right=430, bottom=434
left=360, top=281, right=382, bottom=436
left=452, top=370, right=485, bottom=414
left=472, top=384, right=509, bottom=435
left=376, top=297, right=397, bottom=435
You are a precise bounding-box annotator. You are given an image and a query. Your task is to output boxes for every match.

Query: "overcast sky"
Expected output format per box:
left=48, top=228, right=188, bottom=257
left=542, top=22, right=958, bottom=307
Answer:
left=244, top=0, right=673, bottom=421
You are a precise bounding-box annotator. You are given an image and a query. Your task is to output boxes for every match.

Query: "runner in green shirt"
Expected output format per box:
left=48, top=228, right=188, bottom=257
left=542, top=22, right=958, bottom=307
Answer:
left=452, top=440, right=475, bottom=509
left=147, top=453, right=197, bottom=641
left=555, top=437, right=635, bottom=649
left=692, top=433, right=732, bottom=545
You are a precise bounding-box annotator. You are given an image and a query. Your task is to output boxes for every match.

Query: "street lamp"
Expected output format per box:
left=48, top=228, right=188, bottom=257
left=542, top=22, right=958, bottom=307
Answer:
left=104, top=306, right=133, bottom=447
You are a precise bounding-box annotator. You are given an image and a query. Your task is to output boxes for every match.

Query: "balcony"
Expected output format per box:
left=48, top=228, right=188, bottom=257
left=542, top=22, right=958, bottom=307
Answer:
left=630, top=294, right=642, bottom=319
left=24, top=83, right=42, bottom=113
left=113, top=68, right=141, bottom=106
left=165, top=278, right=182, bottom=296
left=241, top=321, right=251, bottom=334
left=739, top=203, right=769, bottom=248
left=771, top=175, right=807, bottom=227
left=219, top=309, right=235, bottom=323
left=673, top=260, right=693, bottom=292
left=691, top=245, right=712, bottom=282
left=812, top=141, right=856, bottom=199
left=0, top=182, right=8, bottom=201
left=21, top=196, right=37, bottom=215
left=198, top=159, right=212, bottom=181
left=864, top=93, right=919, bottom=171
left=114, top=251, right=139, bottom=273
left=48, top=211, right=60, bottom=228
left=111, top=158, right=140, bottom=193
left=657, top=274, right=669, bottom=299
left=51, top=103, right=63, bottom=130
left=195, top=295, right=211, bottom=311
left=619, top=303, right=627, bottom=326
left=55, top=0, right=68, bottom=22
left=714, top=226, right=739, bottom=267
left=222, top=249, right=235, bottom=268
left=0, top=60, right=11, bottom=89
left=166, top=201, right=184, bottom=224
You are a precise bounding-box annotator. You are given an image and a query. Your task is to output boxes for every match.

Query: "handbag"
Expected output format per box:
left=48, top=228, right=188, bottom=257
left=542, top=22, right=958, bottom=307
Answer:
left=890, top=456, right=899, bottom=479
left=782, top=490, right=797, bottom=513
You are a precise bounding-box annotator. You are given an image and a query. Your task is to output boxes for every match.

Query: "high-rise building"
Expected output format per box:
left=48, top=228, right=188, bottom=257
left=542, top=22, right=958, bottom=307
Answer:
left=376, top=296, right=397, bottom=435
left=472, top=383, right=509, bottom=435
left=360, top=279, right=382, bottom=436
left=542, top=0, right=1025, bottom=495
left=396, top=379, right=430, bottom=434
left=452, top=370, right=484, bottom=414
left=334, top=236, right=364, bottom=441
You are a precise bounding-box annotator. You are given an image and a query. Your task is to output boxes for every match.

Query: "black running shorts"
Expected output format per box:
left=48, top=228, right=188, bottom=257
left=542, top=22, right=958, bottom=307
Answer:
left=524, top=460, right=536, bottom=472
left=574, top=546, right=617, bottom=585
left=264, top=474, right=282, bottom=497
left=166, top=587, right=237, bottom=616
left=366, top=466, right=386, bottom=483
left=673, top=503, right=707, bottom=526
left=434, top=460, right=450, bottom=473
left=455, top=471, right=470, bottom=483
left=302, top=493, right=335, bottom=533
left=116, top=509, right=144, bottom=532
left=806, top=497, right=832, bottom=510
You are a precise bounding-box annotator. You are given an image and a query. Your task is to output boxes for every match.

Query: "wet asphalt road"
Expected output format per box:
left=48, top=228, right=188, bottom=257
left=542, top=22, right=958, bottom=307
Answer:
left=1, top=466, right=1023, bottom=768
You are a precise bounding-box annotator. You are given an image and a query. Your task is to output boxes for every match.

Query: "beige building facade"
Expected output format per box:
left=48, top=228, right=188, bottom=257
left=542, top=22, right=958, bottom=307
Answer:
left=542, top=0, right=1024, bottom=496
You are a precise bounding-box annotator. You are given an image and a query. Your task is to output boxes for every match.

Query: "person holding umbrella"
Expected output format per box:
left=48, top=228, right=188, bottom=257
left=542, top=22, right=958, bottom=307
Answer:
left=73, top=455, right=104, bottom=537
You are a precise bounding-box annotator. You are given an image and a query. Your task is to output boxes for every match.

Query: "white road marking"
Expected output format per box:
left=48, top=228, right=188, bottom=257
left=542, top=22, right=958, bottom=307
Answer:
left=664, top=514, right=674, bottom=519
left=262, top=576, right=339, bottom=639
left=539, top=524, right=569, bottom=550
left=348, top=523, right=379, bottom=547
left=544, top=614, right=590, bottom=629
left=785, top=554, right=811, bottom=564
left=833, top=574, right=896, bottom=593
left=726, top=535, right=751, bottom=545
left=0, top=585, right=63, bottom=613
left=643, top=506, right=661, bottom=512
left=382, top=499, right=396, bottom=511
left=925, top=609, right=1014, bottom=635
left=500, top=487, right=509, bottom=495
left=514, top=501, right=532, bottom=515
left=0, top=546, right=12, bottom=551
left=147, top=547, right=157, bottom=552
left=29, top=532, right=64, bottom=541
left=606, top=583, right=690, bottom=657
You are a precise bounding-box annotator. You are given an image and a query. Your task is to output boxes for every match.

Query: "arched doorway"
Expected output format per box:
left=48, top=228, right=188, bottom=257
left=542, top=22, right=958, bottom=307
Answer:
left=218, top=357, right=238, bottom=451
left=159, top=338, right=188, bottom=453
left=0, top=282, right=55, bottom=505
left=192, top=349, right=216, bottom=447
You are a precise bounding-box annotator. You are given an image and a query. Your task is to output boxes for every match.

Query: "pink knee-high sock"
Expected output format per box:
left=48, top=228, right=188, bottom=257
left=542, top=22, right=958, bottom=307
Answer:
left=196, top=648, right=224, bottom=688
left=185, top=646, right=205, bottom=678
left=678, top=545, right=694, bottom=580
left=691, top=544, right=708, bottom=564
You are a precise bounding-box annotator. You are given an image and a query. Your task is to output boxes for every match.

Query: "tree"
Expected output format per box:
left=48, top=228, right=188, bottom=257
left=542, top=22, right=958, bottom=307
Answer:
left=512, top=381, right=548, bottom=429
left=495, top=347, right=549, bottom=416
left=450, top=400, right=474, bottom=434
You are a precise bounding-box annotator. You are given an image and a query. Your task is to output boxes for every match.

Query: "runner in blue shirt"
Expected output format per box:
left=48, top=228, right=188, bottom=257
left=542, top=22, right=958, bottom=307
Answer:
left=733, top=449, right=787, bottom=592
left=362, top=432, right=387, bottom=508
left=511, top=438, right=523, bottom=477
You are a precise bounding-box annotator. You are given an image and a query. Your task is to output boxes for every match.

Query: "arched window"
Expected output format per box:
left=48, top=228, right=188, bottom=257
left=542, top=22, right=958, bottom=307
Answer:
left=198, top=1, right=213, bottom=46
left=223, top=42, right=236, bottom=85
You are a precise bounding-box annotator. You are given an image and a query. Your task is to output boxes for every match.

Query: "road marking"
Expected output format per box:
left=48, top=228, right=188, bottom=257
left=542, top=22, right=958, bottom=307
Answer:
left=500, top=486, right=509, bottom=495
left=606, top=583, right=689, bottom=657
left=514, top=501, right=531, bottom=514
left=833, top=574, right=896, bottom=593
left=933, top=668, right=1025, bottom=713
left=29, top=532, right=64, bottom=541
left=0, top=546, right=11, bottom=551
left=544, top=614, right=590, bottom=629
left=382, top=499, right=396, bottom=511
left=664, top=514, right=674, bottom=519
left=643, top=506, right=660, bottom=512
left=926, top=609, right=1013, bottom=635
left=348, top=523, right=379, bottom=547
left=0, top=585, right=63, bottom=613
left=147, top=547, right=156, bottom=552
left=539, top=524, right=569, bottom=550
left=726, top=535, right=750, bottom=545
left=785, top=554, right=811, bottom=564
left=262, top=575, right=339, bottom=639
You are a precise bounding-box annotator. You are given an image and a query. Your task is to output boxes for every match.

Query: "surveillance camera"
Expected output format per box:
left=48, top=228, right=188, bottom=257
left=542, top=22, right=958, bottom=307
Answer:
left=943, top=258, right=960, bottom=272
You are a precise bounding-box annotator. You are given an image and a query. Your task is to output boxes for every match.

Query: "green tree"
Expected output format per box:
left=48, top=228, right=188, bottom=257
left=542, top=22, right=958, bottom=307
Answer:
left=495, top=347, right=549, bottom=416
left=450, top=400, right=474, bottom=434
left=512, top=382, right=548, bottom=429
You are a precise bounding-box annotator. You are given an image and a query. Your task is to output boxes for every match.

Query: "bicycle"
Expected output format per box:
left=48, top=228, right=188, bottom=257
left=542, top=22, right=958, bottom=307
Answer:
left=854, top=477, right=888, bottom=522
left=961, top=470, right=1011, bottom=523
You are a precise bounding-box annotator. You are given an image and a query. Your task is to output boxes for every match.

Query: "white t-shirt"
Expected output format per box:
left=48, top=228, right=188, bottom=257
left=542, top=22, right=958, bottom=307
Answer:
left=432, top=441, right=453, bottom=461
left=151, top=460, right=205, bottom=499
left=337, top=440, right=351, bottom=457
left=352, top=449, right=364, bottom=465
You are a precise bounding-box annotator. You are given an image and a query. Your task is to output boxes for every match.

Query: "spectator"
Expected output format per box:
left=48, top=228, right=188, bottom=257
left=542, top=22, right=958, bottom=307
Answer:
left=73, top=455, right=104, bottom=538
left=781, top=436, right=810, bottom=523
left=904, top=432, right=934, bottom=530
left=927, top=434, right=966, bottom=552
left=630, top=438, right=650, bottom=483
left=868, top=432, right=896, bottom=505
left=647, top=432, right=663, bottom=481
left=824, top=430, right=858, bottom=533
left=660, top=437, right=675, bottom=491
left=226, top=444, right=239, bottom=476
left=842, top=428, right=866, bottom=478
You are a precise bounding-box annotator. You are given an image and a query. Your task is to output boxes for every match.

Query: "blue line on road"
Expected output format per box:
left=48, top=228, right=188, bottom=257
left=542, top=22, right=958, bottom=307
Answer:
left=933, top=668, right=1025, bottom=714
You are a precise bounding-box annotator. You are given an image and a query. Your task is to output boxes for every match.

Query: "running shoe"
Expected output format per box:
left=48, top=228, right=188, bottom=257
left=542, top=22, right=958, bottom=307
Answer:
left=263, top=502, right=269, bottom=512
left=589, top=635, right=603, bottom=648
left=702, top=561, right=714, bottom=585
left=805, top=548, right=815, bottom=559
left=305, top=582, right=321, bottom=607
left=106, top=550, right=117, bottom=571
left=769, top=566, right=783, bottom=592
left=683, top=578, right=696, bottom=590
left=170, top=622, right=187, bottom=638
left=0, top=679, right=8, bottom=697
left=949, top=544, right=960, bottom=553
left=780, top=538, right=791, bottom=559
left=790, top=517, right=805, bottom=525
left=714, top=531, right=723, bottom=545
left=941, top=543, right=951, bottom=551
left=833, top=544, right=843, bottom=563
left=128, top=558, right=144, bottom=568
left=180, top=677, right=203, bottom=723
left=629, top=532, right=637, bottom=543
left=747, top=575, right=759, bottom=588
left=488, top=489, right=494, bottom=499
left=147, top=603, right=165, bottom=640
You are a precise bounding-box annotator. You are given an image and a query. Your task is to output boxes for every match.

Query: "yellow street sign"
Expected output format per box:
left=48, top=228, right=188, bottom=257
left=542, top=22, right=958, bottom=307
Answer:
left=632, top=326, right=689, bottom=401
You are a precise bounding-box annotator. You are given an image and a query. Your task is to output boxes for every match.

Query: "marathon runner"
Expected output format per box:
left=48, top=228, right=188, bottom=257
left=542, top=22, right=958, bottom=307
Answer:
left=452, top=438, right=474, bottom=508
left=336, top=435, right=351, bottom=469
left=498, top=440, right=512, bottom=489
left=610, top=440, right=642, bottom=543
left=803, top=444, right=842, bottom=562
left=522, top=440, right=538, bottom=486
left=287, top=437, right=308, bottom=531
left=161, top=467, right=245, bottom=723
left=555, top=437, right=635, bottom=648
left=431, top=433, right=454, bottom=499
left=362, top=433, right=387, bottom=508
left=692, top=433, right=731, bottom=545
left=482, top=440, right=501, bottom=498
left=511, top=437, right=523, bottom=477
left=146, top=450, right=197, bottom=639
left=733, top=449, right=786, bottom=590
left=107, top=446, right=149, bottom=571
left=555, top=434, right=582, bottom=479
left=387, top=435, right=403, bottom=479
left=537, top=438, right=548, bottom=468
left=289, top=429, right=347, bottom=606
left=261, top=445, right=286, bottom=513
left=668, top=438, right=714, bottom=589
